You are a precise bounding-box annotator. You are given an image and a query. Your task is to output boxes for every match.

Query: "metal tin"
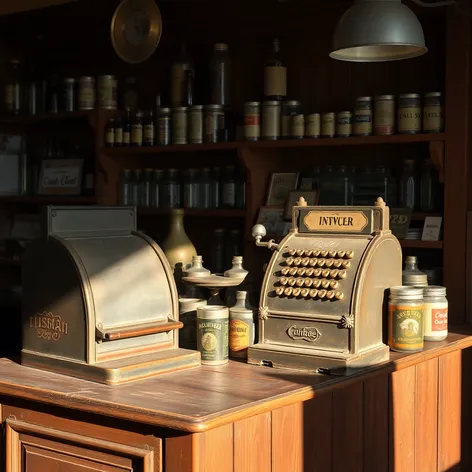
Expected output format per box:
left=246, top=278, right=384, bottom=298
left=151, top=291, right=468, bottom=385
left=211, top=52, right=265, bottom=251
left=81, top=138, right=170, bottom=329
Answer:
left=244, top=101, right=261, bottom=141
left=398, top=93, right=421, bottom=134
left=262, top=100, right=281, bottom=140
left=422, top=285, right=448, bottom=342
left=423, top=92, right=444, bottom=133
left=179, top=297, right=207, bottom=351
left=172, top=107, right=188, bottom=145
left=189, top=105, right=203, bottom=144
left=204, top=104, right=224, bottom=143
left=98, top=75, right=117, bottom=110
left=305, top=113, right=320, bottom=138
left=197, top=305, right=229, bottom=365
left=290, top=114, right=305, bottom=139
left=388, top=286, right=424, bottom=353
left=157, top=107, right=171, bottom=146
left=321, top=112, right=335, bottom=138
left=229, top=292, right=255, bottom=360
left=282, top=100, right=301, bottom=138
left=336, top=111, right=352, bottom=137
left=354, top=96, right=373, bottom=136
left=374, top=95, right=395, bottom=136
left=63, top=78, right=76, bottom=112
left=78, top=76, right=95, bottom=110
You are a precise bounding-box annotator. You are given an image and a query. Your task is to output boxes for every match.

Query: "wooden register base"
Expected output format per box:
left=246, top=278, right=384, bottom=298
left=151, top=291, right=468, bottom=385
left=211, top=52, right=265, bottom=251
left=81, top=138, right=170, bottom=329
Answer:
left=1, top=329, right=472, bottom=471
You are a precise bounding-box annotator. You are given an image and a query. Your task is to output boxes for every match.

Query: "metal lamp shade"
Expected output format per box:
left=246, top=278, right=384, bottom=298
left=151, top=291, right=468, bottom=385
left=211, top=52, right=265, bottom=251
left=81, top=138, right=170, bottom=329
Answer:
left=330, top=0, right=428, bottom=62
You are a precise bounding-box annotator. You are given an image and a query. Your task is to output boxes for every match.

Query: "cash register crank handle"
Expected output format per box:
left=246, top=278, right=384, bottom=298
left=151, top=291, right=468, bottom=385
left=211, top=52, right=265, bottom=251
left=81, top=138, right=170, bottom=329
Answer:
left=96, top=319, right=184, bottom=341
left=252, top=224, right=280, bottom=251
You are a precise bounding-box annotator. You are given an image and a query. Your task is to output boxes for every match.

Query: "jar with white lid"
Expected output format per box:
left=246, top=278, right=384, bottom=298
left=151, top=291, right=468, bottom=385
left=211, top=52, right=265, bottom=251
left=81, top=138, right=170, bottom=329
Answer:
left=422, top=285, right=448, bottom=341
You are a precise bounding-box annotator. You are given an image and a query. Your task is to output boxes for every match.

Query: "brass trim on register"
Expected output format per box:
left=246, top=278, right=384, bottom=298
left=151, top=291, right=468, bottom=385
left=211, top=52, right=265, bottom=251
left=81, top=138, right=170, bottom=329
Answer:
left=96, top=320, right=183, bottom=341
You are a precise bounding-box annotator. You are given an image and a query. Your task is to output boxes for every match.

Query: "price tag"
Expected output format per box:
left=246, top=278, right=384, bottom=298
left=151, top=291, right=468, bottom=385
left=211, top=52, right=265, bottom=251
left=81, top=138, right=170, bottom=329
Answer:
left=389, top=208, right=412, bottom=239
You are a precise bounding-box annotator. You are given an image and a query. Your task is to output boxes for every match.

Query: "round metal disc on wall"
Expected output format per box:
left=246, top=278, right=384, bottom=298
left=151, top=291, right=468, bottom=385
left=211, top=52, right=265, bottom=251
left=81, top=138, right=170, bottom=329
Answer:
left=111, top=0, right=162, bottom=64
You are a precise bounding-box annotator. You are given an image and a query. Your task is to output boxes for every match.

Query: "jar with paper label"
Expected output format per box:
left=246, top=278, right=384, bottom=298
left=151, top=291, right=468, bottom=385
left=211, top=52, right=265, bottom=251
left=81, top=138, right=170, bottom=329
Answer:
left=143, top=110, right=154, bottom=146
left=423, top=286, right=448, bottom=341
left=321, top=112, right=335, bottom=138
left=374, top=95, right=395, bottom=135
left=398, top=93, right=421, bottom=134
left=423, top=92, right=444, bottom=133
left=204, top=104, right=224, bottom=143
left=229, top=291, right=255, bottom=360
left=98, top=75, right=117, bottom=110
left=189, top=105, right=203, bottom=144
left=282, top=100, right=301, bottom=138
left=262, top=101, right=281, bottom=140
left=354, top=97, right=373, bottom=136
left=197, top=305, right=229, bottom=365
left=157, top=107, right=171, bottom=145
left=172, top=107, right=188, bottom=145
left=291, top=114, right=304, bottom=139
left=131, top=111, right=143, bottom=146
left=305, top=113, right=320, bottom=138
left=336, top=111, right=352, bottom=137
left=264, top=38, right=287, bottom=101
left=388, top=286, right=424, bottom=353
left=78, top=76, right=95, bottom=110
left=244, top=102, right=260, bottom=141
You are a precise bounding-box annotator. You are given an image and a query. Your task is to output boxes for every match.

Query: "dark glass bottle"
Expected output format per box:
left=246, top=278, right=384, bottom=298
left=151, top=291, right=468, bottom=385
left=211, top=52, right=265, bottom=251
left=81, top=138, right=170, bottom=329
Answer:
left=236, top=166, right=246, bottom=209
left=183, top=168, right=199, bottom=209
left=210, top=43, right=231, bottom=107
left=143, top=109, right=154, bottom=146
left=221, top=165, right=236, bottom=208
left=211, top=228, right=226, bottom=274
left=131, top=111, right=143, bottom=146
left=198, top=168, right=212, bottom=209
left=161, top=168, right=181, bottom=209
left=114, top=117, right=123, bottom=147
left=105, top=118, right=115, bottom=147
left=5, top=59, right=23, bottom=115
left=420, top=158, right=437, bottom=212
left=170, top=41, right=194, bottom=107
left=211, top=167, right=221, bottom=208
left=399, top=159, right=417, bottom=210
left=123, top=108, right=131, bottom=147
left=185, top=69, right=194, bottom=107
left=264, top=38, right=287, bottom=101
left=47, top=74, right=60, bottom=113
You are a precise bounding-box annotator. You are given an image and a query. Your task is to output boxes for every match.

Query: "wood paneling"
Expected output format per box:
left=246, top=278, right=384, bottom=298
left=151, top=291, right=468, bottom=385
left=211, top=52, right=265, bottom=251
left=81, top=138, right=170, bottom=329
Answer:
left=194, top=424, right=233, bottom=472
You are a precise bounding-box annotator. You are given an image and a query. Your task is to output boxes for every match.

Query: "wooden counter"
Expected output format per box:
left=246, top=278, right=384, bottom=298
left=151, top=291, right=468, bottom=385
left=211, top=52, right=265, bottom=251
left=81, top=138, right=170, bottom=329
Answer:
left=1, top=329, right=472, bottom=471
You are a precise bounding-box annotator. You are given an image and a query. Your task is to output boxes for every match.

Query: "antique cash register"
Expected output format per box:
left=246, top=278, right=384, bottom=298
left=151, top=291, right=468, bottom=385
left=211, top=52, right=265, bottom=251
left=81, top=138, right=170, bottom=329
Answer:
left=21, top=206, right=200, bottom=385
left=248, top=197, right=402, bottom=375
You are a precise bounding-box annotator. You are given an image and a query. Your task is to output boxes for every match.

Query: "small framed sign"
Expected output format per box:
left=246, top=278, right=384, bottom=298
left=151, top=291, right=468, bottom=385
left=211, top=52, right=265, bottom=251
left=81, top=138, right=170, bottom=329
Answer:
left=38, top=159, right=84, bottom=196
left=422, top=216, right=442, bottom=241
left=266, top=173, right=299, bottom=206
left=256, top=207, right=286, bottom=237
left=389, top=208, right=413, bottom=240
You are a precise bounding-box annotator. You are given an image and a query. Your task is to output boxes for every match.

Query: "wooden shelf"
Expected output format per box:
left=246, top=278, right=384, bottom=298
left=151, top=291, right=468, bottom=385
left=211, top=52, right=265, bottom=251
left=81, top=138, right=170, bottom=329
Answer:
left=399, top=240, right=443, bottom=249
left=104, top=142, right=240, bottom=155
left=0, top=110, right=94, bottom=125
left=410, top=212, right=443, bottom=221
left=0, top=196, right=96, bottom=205
left=138, top=208, right=246, bottom=217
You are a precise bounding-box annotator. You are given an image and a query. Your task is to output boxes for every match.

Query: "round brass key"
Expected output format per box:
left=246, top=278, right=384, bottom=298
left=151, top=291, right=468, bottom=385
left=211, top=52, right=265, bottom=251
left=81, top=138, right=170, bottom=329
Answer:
left=320, top=250, right=329, bottom=257
left=330, top=269, right=339, bottom=278
left=305, top=250, right=313, bottom=257
left=313, top=250, right=321, bottom=257
left=280, top=277, right=288, bottom=286
left=296, top=278, right=305, bottom=287
left=312, top=279, right=322, bottom=288
left=321, top=279, right=330, bottom=289
left=305, top=268, right=314, bottom=277
left=288, top=249, right=297, bottom=256
left=309, top=289, right=318, bottom=298
left=301, top=288, right=309, bottom=297
left=322, top=269, right=330, bottom=278
left=292, top=288, right=301, bottom=296
left=296, top=249, right=305, bottom=257
left=297, top=268, right=306, bottom=276
left=286, top=257, right=294, bottom=266
left=334, top=260, right=343, bottom=268
left=318, top=289, right=327, bottom=298
left=338, top=270, right=347, bottom=279
left=314, top=268, right=323, bottom=277
left=281, top=267, right=290, bottom=275
left=284, top=287, right=293, bottom=296
left=317, top=259, right=326, bottom=267
left=345, top=250, right=354, bottom=259
left=337, top=250, right=346, bottom=258
left=304, top=278, right=313, bottom=287
left=325, top=259, right=334, bottom=267
left=293, top=257, right=302, bottom=266
left=342, top=260, right=351, bottom=269
left=302, top=257, right=310, bottom=266
left=275, top=287, right=284, bottom=296
left=326, top=291, right=335, bottom=299
left=289, top=267, right=298, bottom=276
left=309, top=258, right=317, bottom=267
left=335, top=291, right=345, bottom=300
left=288, top=277, right=297, bottom=286
left=328, top=250, right=337, bottom=258
left=330, top=280, right=339, bottom=289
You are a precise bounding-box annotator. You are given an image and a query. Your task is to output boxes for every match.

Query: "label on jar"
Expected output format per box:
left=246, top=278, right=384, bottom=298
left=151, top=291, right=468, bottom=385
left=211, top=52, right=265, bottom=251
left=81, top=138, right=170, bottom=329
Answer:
left=123, top=131, right=130, bottom=146
left=423, top=106, right=444, bottom=133
left=79, top=85, right=95, bottom=110
left=354, top=110, right=372, bottom=136
left=388, top=304, right=424, bottom=351
left=189, top=113, right=203, bottom=144
left=173, top=114, right=188, bottom=145
left=244, top=113, right=260, bottom=140
left=143, top=124, right=154, bottom=145
left=230, top=319, right=250, bottom=352
left=98, top=78, right=117, bottom=110
left=197, top=318, right=229, bottom=364
left=105, top=128, right=114, bottom=146
left=205, top=113, right=220, bottom=143
left=336, top=114, right=352, bottom=137
left=114, top=127, right=123, bottom=145
left=432, top=307, right=448, bottom=331
left=305, top=114, right=320, bottom=138
left=264, top=66, right=287, bottom=97
left=131, top=124, right=143, bottom=145
left=291, top=114, right=305, bottom=138
left=158, top=117, right=170, bottom=144
left=321, top=114, right=335, bottom=137
left=398, top=105, right=421, bottom=133
left=375, top=100, right=395, bottom=135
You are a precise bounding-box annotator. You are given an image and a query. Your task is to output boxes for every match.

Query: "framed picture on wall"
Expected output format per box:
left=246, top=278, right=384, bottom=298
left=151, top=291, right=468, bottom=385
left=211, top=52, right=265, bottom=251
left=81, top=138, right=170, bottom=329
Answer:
left=256, top=207, right=286, bottom=236
left=266, top=173, right=299, bottom=206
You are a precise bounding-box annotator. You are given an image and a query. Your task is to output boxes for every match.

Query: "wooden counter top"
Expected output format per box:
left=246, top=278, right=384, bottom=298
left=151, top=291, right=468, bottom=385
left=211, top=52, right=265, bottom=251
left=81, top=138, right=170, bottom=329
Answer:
left=0, top=328, right=471, bottom=433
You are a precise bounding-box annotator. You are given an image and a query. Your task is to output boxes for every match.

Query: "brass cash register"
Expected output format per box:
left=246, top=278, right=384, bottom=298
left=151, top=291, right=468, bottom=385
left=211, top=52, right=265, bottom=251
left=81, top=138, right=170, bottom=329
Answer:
left=21, top=206, right=200, bottom=385
left=248, top=197, right=402, bottom=375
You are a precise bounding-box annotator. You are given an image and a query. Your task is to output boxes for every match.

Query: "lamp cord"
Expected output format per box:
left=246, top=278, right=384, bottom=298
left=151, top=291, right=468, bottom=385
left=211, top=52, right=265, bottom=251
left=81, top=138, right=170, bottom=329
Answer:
left=410, top=0, right=455, bottom=7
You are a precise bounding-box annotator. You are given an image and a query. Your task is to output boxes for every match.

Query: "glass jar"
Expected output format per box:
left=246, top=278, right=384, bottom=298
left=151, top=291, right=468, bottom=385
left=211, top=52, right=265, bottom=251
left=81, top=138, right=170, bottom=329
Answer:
left=244, top=102, right=261, bottom=141
left=423, top=286, right=448, bottom=342
left=172, top=107, right=188, bottom=145
left=151, top=169, right=164, bottom=208
left=157, top=107, right=171, bottom=146
left=183, top=169, right=199, bottom=209
left=210, top=43, right=231, bottom=107
left=423, top=92, right=444, bottom=133
left=402, top=255, right=428, bottom=287
left=204, top=104, right=224, bottom=143
left=131, top=111, right=143, bottom=146
left=399, top=159, right=417, bottom=210
left=282, top=100, right=301, bottom=139
left=198, top=168, right=212, bottom=209
left=130, top=169, right=141, bottom=206
left=143, top=109, right=154, bottom=146
left=221, top=165, right=236, bottom=208
left=119, top=169, right=131, bottom=204
left=262, top=101, right=281, bottom=140
left=398, top=93, right=421, bottom=134
left=161, top=168, right=181, bottom=208
left=354, top=96, right=373, bottom=136
left=420, top=158, right=438, bottom=212
left=189, top=105, right=203, bottom=144
left=374, top=95, right=395, bottom=136
left=211, top=167, right=221, bottom=208
left=5, top=59, right=24, bottom=115
left=140, top=168, right=153, bottom=208
left=321, top=112, right=335, bottom=138
left=211, top=228, right=226, bottom=274
left=336, top=111, right=352, bottom=137
left=63, top=77, right=76, bottom=112
left=236, top=167, right=246, bottom=209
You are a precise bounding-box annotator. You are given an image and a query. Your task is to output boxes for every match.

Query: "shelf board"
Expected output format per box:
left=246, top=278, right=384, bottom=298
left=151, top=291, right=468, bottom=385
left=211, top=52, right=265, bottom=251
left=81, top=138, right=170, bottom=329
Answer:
left=138, top=208, right=246, bottom=217
left=0, top=110, right=94, bottom=125
left=0, top=196, right=96, bottom=205
left=104, top=142, right=240, bottom=155
left=399, top=240, right=443, bottom=249
left=410, top=212, right=443, bottom=220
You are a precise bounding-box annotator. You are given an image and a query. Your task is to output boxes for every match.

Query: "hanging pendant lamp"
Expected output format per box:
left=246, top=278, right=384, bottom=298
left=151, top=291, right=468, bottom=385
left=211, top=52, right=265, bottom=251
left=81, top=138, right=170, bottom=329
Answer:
left=330, top=0, right=428, bottom=62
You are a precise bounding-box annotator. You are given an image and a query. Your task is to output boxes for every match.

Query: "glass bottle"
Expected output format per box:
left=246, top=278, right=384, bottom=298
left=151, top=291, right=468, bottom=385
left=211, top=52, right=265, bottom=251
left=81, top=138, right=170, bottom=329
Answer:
left=47, top=74, right=60, bottom=113
left=236, top=167, right=246, bottom=209
left=183, top=169, right=199, bottom=209
left=211, top=167, right=221, bottom=208
left=143, top=109, right=154, bottom=146
left=198, top=168, right=212, bottom=209
left=105, top=118, right=115, bottom=147
left=123, top=107, right=132, bottom=147
left=161, top=168, right=181, bottom=209
left=131, top=111, right=143, bottom=146
left=222, top=165, right=236, bottom=208
left=264, top=38, right=287, bottom=101
left=170, top=41, right=194, bottom=108
left=211, top=228, right=226, bottom=274
left=225, top=231, right=242, bottom=271
left=420, top=158, right=438, bottom=212
left=399, top=159, right=417, bottom=210
left=119, top=169, right=131, bottom=204
left=130, top=169, right=141, bottom=206
left=122, top=77, right=139, bottom=113
left=151, top=169, right=163, bottom=208
left=114, top=117, right=123, bottom=146
left=185, top=69, right=194, bottom=107
left=5, top=59, right=23, bottom=115
left=140, top=168, right=153, bottom=208
left=402, top=255, right=428, bottom=286
left=211, top=43, right=231, bottom=107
